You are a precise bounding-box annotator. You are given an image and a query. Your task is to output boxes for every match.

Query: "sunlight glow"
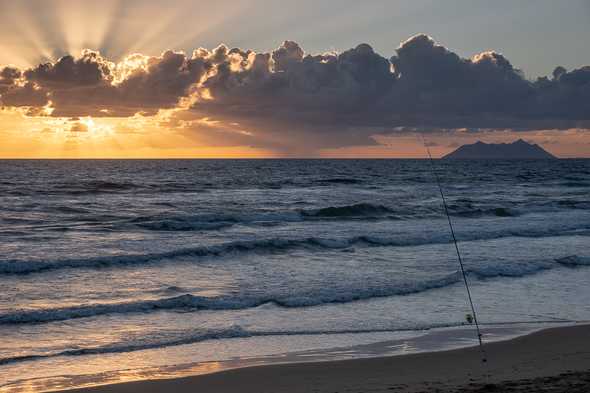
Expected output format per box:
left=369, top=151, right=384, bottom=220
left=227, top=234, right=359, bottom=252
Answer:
left=0, top=0, right=243, bottom=66
left=54, top=0, right=121, bottom=56
left=0, top=1, right=588, bottom=158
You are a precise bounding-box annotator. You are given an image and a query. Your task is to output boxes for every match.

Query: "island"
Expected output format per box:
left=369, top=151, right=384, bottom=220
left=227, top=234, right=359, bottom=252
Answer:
left=443, top=139, right=557, bottom=159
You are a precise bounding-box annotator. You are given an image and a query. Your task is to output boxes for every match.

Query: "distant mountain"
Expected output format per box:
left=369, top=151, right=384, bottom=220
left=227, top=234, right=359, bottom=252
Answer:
left=443, top=139, right=557, bottom=160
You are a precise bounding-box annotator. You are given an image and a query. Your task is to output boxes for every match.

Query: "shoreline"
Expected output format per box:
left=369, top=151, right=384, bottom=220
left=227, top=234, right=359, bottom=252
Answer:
left=0, top=322, right=564, bottom=392
left=41, top=323, right=590, bottom=393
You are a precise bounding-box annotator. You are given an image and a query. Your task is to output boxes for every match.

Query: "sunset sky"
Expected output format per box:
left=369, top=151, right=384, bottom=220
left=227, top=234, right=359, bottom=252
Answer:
left=0, top=0, right=589, bottom=158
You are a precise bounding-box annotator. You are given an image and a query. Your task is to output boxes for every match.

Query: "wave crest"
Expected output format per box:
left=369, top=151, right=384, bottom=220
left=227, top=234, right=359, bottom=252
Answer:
left=302, top=203, right=394, bottom=219
left=0, top=272, right=462, bottom=325
left=0, top=322, right=467, bottom=366
left=3, top=254, right=589, bottom=325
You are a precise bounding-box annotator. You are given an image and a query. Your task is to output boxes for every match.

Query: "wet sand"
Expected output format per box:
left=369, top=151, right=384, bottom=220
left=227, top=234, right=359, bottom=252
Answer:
left=56, top=324, right=590, bottom=393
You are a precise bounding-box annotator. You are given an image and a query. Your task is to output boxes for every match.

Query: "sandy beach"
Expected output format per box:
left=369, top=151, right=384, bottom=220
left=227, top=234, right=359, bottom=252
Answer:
left=51, top=324, right=590, bottom=393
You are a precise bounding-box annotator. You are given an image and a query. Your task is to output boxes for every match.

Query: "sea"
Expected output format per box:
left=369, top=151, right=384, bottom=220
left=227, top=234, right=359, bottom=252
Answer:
left=1, top=159, right=589, bottom=391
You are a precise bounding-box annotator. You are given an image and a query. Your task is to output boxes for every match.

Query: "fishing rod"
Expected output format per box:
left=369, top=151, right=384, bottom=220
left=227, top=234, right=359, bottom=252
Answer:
left=421, top=135, right=488, bottom=365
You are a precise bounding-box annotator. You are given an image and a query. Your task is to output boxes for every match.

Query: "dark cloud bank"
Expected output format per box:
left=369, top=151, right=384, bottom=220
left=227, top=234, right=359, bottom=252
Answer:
left=1, top=34, right=589, bottom=149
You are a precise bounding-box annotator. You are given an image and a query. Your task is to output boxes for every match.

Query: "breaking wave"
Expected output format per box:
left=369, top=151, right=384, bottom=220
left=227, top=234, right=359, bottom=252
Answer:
left=2, top=254, right=588, bottom=326
left=301, top=203, right=395, bottom=218
left=2, top=223, right=590, bottom=275
left=0, top=322, right=466, bottom=366
left=116, top=201, right=590, bottom=232
left=450, top=207, right=520, bottom=218
left=0, top=273, right=464, bottom=324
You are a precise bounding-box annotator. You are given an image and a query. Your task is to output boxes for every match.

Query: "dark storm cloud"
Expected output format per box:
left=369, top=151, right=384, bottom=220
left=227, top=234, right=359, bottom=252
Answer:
left=196, top=41, right=396, bottom=126
left=187, top=35, right=589, bottom=149
left=532, top=65, right=590, bottom=120
left=384, top=35, right=589, bottom=129
left=182, top=41, right=401, bottom=149
left=387, top=34, right=532, bottom=118
left=0, top=34, right=589, bottom=149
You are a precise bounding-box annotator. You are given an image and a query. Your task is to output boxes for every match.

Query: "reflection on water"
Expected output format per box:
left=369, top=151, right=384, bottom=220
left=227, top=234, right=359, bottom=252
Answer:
left=0, top=360, right=225, bottom=393
left=1, top=160, right=589, bottom=392
left=0, top=323, right=562, bottom=393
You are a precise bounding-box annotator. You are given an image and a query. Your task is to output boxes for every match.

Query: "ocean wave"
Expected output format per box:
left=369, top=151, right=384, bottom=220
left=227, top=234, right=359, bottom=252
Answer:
left=0, top=236, right=379, bottom=274
left=125, top=200, right=554, bottom=233
left=130, top=204, right=402, bottom=232
left=303, top=203, right=523, bottom=220
left=555, top=255, right=590, bottom=266
left=449, top=207, right=520, bottom=218
left=301, top=203, right=395, bottom=219
left=12, top=180, right=209, bottom=197
left=0, top=322, right=466, bottom=366
left=4, top=200, right=585, bottom=237
left=50, top=206, right=93, bottom=214
left=0, top=273, right=463, bottom=325
left=2, top=224, right=590, bottom=275
left=53, top=180, right=140, bottom=195
left=561, top=181, right=590, bottom=188
left=317, top=178, right=363, bottom=185
left=131, top=218, right=235, bottom=232
left=2, top=254, right=589, bottom=325
left=0, top=327, right=251, bottom=366
left=133, top=202, right=570, bottom=231
left=127, top=211, right=303, bottom=232
left=0, top=237, right=350, bottom=275
left=555, top=200, right=590, bottom=209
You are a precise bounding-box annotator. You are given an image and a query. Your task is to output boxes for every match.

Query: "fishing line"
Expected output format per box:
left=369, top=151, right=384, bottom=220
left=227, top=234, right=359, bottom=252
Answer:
left=420, top=134, right=488, bottom=365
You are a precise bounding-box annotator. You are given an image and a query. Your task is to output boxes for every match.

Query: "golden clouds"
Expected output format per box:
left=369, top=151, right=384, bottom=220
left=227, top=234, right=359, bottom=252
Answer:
left=0, top=35, right=589, bottom=157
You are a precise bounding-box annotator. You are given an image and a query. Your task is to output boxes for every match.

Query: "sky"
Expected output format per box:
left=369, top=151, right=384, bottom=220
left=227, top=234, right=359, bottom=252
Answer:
left=0, top=0, right=589, bottom=158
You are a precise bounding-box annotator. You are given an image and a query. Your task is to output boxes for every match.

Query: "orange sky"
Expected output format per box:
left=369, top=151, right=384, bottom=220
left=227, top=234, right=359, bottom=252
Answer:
left=1, top=45, right=587, bottom=158
left=0, top=1, right=589, bottom=159
left=1, top=109, right=587, bottom=158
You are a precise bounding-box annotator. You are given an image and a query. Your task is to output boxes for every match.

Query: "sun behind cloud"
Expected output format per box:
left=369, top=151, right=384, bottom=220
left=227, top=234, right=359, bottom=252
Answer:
left=0, top=34, right=589, bottom=158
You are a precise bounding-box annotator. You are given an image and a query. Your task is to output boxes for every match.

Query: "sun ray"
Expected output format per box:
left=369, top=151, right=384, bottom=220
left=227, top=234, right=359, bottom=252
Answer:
left=54, top=0, right=121, bottom=57
left=174, top=0, right=251, bottom=51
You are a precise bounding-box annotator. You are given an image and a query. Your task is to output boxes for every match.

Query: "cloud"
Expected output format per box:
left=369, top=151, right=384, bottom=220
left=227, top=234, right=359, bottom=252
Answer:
left=24, top=50, right=112, bottom=88
left=196, top=41, right=396, bottom=124
left=185, top=35, right=590, bottom=150
left=0, top=67, right=21, bottom=90
left=387, top=35, right=532, bottom=119
left=1, top=49, right=212, bottom=117
left=0, top=82, right=48, bottom=109
left=1, top=66, right=47, bottom=110
left=1, top=34, right=589, bottom=152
